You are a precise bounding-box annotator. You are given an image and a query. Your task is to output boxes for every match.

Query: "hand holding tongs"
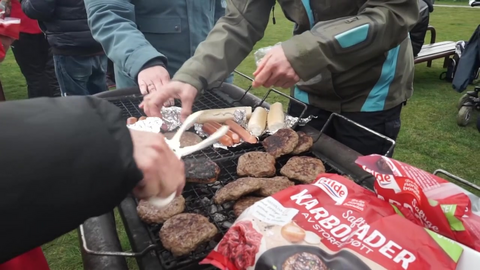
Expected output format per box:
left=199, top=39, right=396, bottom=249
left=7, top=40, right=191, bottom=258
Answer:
left=148, top=111, right=229, bottom=208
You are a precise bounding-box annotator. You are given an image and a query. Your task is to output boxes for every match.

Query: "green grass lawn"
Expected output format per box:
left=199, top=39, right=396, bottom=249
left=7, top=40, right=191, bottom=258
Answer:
left=1, top=5, right=479, bottom=270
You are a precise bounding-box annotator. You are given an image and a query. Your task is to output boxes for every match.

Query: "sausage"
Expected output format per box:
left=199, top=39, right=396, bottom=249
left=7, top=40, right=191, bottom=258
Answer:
left=225, top=120, right=258, bottom=144
left=127, top=117, right=138, bottom=125
left=207, top=121, right=240, bottom=144
left=139, top=116, right=147, bottom=121
left=202, top=122, right=234, bottom=146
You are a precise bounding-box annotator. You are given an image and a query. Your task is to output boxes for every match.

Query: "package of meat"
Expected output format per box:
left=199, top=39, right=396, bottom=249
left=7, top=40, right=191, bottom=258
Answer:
left=356, top=154, right=480, bottom=252
left=201, top=173, right=463, bottom=270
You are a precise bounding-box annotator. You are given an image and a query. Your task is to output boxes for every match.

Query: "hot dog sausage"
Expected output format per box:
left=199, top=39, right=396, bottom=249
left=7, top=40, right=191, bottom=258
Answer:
left=202, top=122, right=234, bottom=146
left=207, top=121, right=240, bottom=144
left=225, top=120, right=258, bottom=144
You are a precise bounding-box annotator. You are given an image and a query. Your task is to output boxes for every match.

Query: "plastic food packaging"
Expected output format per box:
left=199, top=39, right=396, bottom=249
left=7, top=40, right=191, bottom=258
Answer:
left=201, top=173, right=463, bottom=270
left=356, top=154, right=480, bottom=252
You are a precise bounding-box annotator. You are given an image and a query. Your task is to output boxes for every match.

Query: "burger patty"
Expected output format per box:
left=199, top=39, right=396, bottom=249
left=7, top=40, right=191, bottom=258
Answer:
left=262, top=128, right=299, bottom=158
left=136, top=196, right=185, bottom=224
left=257, top=176, right=295, bottom=196
left=233, top=196, right=264, bottom=217
left=159, top=213, right=217, bottom=257
left=282, top=252, right=328, bottom=270
left=237, top=151, right=276, bottom=178
left=280, top=156, right=326, bottom=184
left=163, top=131, right=203, bottom=147
left=184, top=159, right=220, bottom=184
left=213, top=177, right=263, bottom=204
left=292, top=131, right=313, bottom=155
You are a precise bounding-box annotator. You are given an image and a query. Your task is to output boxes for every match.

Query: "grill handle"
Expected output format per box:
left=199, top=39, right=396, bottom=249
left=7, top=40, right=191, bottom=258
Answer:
left=433, top=169, right=480, bottom=193
left=79, top=223, right=157, bottom=257
left=315, top=113, right=396, bottom=157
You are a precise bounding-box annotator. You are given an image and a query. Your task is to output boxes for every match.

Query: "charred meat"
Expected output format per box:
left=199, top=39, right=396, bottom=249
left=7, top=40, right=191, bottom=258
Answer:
left=184, top=159, right=220, bottom=184
left=262, top=128, right=299, bottom=158
left=136, top=196, right=185, bottom=224
left=237, top=151, right=276, bottom=178
left=159, top=213, right=217, bottom=257
left=257, top=176, right=295, bottom=197
left=164, top=131, right=203, bottom=147
left=292, top=131, right=313, bottom=155
left=280, top=156, right=326, bottom=184
left=282, top=252, right=328, bottom=270
left=233, top=196, right=264, bottom=217
left=213, top=177, right=263, bottom=204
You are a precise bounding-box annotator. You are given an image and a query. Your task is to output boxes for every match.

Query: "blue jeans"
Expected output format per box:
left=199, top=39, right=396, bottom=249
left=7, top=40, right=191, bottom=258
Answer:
left=53, top=54, right=108, bottom=96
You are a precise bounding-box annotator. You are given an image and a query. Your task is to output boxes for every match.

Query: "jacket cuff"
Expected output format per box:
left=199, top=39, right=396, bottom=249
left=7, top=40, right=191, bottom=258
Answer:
left=172, top=72, right=205, bottom=92
left=281, top=33, right=326, bottom=81
left=136, top=57, right=167, bottom=81
left=126, top=45, right=168, bottom=81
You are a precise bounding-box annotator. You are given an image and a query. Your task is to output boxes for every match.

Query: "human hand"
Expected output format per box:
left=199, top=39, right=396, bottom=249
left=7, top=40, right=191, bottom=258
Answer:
left=129, top=129, right=185, bottom=200
left=137, top=65, right=171, bottom=95
left=252, top=45, right=300, bottom=89
left=140, top=81, right=198, bottom=122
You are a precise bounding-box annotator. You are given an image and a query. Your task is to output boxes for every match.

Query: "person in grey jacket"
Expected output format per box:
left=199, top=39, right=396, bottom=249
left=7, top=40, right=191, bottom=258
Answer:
left=410, top=0, right=434, bottom=57
left=22, top=0, right=108, bottom=96
left=84, top=0, right=233, bottom=96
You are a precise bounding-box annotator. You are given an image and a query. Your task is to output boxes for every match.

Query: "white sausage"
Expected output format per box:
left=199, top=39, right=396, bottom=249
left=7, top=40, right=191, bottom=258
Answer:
left=247, top=107, right=267, bottom=137
left=195, top=107, right=253, bottom=124
left=267, top=102, right=285, bottom=133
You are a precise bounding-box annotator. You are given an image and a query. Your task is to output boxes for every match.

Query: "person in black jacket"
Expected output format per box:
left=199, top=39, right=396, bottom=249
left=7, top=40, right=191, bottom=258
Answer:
left=21, top=0, right=108, bottom=96
left=411, top=0, right=434, bottom=57
left=0, top=96, right=185, bottom=263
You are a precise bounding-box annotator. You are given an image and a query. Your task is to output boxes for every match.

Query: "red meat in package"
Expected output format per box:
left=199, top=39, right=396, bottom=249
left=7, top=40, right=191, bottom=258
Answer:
left=356, top=155, right=480, bottom=252
left=201, top=173, right=463, bottom=270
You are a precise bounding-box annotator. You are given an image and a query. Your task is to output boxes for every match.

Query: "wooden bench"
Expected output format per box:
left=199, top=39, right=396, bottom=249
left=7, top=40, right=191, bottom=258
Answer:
left=414, top=25, right=456, bottom=68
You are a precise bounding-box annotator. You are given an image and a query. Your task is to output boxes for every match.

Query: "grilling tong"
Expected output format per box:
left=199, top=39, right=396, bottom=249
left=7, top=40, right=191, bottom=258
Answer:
left=148, top=111, right=229, bottom=209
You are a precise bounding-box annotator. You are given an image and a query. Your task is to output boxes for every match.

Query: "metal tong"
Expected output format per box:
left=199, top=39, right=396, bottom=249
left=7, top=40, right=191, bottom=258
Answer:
left=148, top=111, right=229, bottom=208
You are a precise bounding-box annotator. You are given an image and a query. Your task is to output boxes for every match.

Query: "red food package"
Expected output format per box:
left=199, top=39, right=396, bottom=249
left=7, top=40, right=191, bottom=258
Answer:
left=0, top=247, right=50, bottom=270
left=0, top=18, right=21, bottom=39
left=356, top=154, right=480, bottom=252
left=201, top=173, right=463, bottom=270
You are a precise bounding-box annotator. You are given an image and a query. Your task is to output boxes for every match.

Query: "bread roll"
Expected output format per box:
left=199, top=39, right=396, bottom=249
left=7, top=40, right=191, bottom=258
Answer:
left=195, top=107, right=253, bottom=124
left=247, top=107, right=267, bottom=137
left=267, top=102, right=285, bottom=133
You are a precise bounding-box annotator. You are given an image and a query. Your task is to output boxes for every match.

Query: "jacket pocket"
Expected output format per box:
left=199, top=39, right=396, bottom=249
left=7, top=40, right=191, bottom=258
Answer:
left=136, top=16, right=182, bottom=34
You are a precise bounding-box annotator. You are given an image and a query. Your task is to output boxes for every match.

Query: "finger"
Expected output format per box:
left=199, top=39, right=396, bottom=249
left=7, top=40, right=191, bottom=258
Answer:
left=281, top=80, right=296, bottom=89
left=179, top=93, right=194, bottom=122
left=264, top=73, right=283, bottom=88
left=143, top=92, right=165, bottom=117
left=139, top=81, right=149, bottom=95
left=253, top=68, right=273, bottom=88
left=163, top=98, right=174, bottom=107
left=253, top=53, right=272, bottom=77
left=147, top=82, right=157, bottom=92
left=139, top=101, right=144, bottom=109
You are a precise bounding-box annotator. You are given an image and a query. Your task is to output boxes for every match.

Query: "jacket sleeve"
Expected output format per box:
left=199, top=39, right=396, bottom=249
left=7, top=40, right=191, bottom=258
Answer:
left=172, top=0, right=275, bottom=91
left=281, top=0, right=419, bottom=81
left=410, top=4, right=430, bottom=57
left=84, top=0, right=168, bottom=81
left=0, top=96, right=143, bottom=263
left=21, top=0, right=55, bottom=21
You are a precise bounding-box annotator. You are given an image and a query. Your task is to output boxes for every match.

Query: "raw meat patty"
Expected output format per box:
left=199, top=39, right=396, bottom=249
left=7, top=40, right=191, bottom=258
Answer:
left=159, top=213, right=217, bottom=257
left=233, top=196, right=264, bottom=217
left=282, top=252, right=328, bottom=270
left=136, top=196, right=185, bottom=224
left=291, top=131, right=313, bottom=155
left=262, top=128, right=299, bottom=158
left=164, top=131, right=202, bottom=147
left=213, top=177, right=263, bottom=204
left=280, top=156, right=326, bottom=184
left=237, top=151, right=276, bottom=177
left=257, top=176, right=295, bottom=196
left=184, top=159, right=220, bottom=184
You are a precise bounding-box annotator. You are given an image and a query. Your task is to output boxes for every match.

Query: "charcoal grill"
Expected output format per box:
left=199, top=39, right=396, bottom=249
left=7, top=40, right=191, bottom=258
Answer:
left=79, top=71, right=381, bottom=270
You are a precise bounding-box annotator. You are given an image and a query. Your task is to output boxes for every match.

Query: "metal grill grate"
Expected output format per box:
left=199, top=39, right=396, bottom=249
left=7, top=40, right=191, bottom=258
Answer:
left=141, top=152, right=347, bottom=270
left=108, top=91, right=264, bottom=161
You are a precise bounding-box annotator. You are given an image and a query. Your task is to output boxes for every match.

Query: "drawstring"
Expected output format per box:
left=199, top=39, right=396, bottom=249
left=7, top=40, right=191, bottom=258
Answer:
left=272, top=5, right=276, bottom=25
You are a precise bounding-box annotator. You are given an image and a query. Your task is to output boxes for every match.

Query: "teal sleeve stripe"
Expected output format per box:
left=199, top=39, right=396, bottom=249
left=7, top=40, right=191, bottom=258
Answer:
left=294, top=86, right=310, bottom=104
left=301, top=0, right=314, bottom=27
left=334, top=24, right=370, bottom=49
left=361, top=45, right=401, bottom=112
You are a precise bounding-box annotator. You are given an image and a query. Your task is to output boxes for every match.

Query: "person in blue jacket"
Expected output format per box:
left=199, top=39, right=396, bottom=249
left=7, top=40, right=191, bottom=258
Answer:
left=84, top=0, right=233, bottom=96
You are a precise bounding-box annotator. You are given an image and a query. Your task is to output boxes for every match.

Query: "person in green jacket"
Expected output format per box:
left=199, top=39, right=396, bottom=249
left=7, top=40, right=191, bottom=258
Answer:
left=142, top=0, right=419, bottom=157
left=84, top=0, right=232, bottom=96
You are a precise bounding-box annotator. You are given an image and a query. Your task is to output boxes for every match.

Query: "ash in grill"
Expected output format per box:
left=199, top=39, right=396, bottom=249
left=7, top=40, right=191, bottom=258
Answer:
left=140, top=153, right=340, bottom=270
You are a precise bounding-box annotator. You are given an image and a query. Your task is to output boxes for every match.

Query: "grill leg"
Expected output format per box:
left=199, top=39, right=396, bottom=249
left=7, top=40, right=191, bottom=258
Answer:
left=78, top=212, right=129, bottom=270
